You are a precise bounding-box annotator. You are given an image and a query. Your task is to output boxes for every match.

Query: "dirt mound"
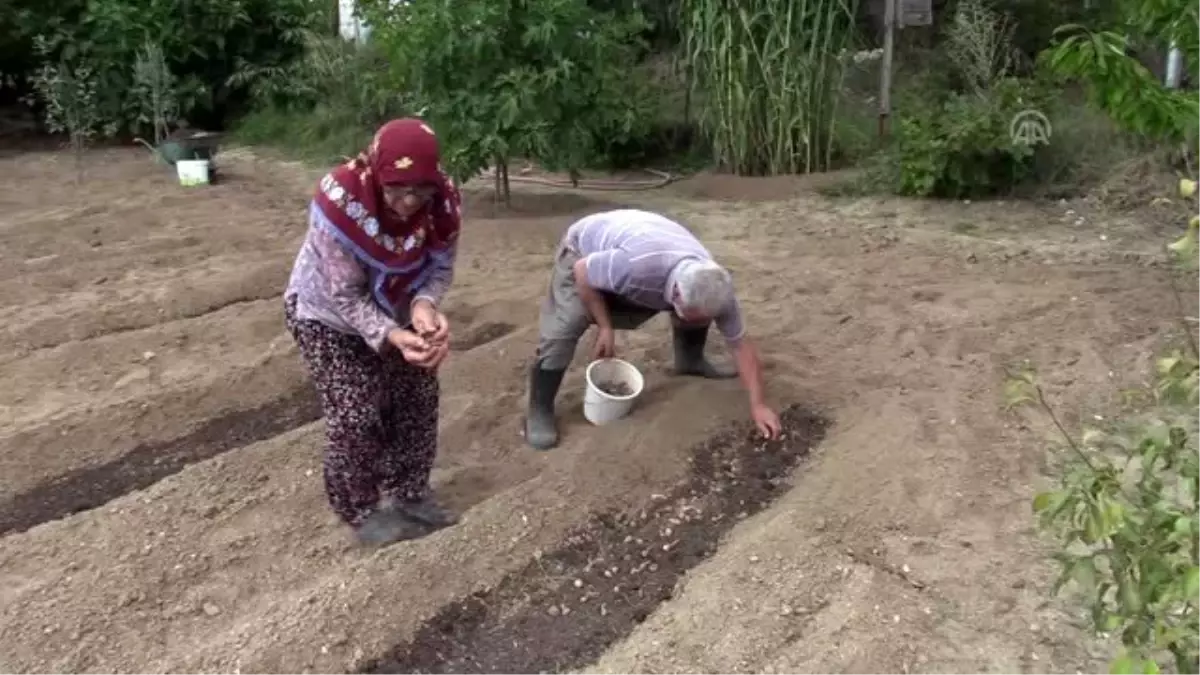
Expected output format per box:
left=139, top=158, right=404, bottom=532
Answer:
left=667, top=170, right=858, bottom=202
left=0, top=147, right=1184, bottom=674
left=450, top=321, right=516, bottom=351
left=462, top=190, right=625, bottom=220
left=0, top=386, right=320, bottom=537
left=365, top=405, right=828, bottom=674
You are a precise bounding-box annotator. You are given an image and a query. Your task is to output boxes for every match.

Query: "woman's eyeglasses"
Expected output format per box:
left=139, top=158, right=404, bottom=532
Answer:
left=385, top=184, right=439, bottom=201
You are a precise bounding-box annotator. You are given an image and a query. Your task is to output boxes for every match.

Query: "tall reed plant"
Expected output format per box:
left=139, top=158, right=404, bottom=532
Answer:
left=680, top=0, right=859, bottom=175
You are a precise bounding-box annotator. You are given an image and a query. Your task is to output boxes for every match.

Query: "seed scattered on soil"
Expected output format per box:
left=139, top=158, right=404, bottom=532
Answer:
left=595, top=379, right=633, bottom=397
left=364, top=406, right=829, bottom=675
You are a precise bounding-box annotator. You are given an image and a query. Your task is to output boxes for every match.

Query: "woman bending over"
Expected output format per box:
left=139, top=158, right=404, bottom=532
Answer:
left=284, top=118, right=463, bottom=547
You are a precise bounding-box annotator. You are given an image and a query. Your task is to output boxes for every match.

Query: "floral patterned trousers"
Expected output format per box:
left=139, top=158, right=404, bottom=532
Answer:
left=285, top=296, right=440, bottom=527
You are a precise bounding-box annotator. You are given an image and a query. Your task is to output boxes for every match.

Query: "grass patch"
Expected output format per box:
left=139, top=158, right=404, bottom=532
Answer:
left=1026, top=92, right=1160, bottom=200
left=230, top=104, right=374, bottom=165
left=226, top=33, right=411, bottom=166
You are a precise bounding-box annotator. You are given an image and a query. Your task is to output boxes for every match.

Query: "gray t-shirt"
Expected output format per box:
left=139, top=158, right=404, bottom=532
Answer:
left=566, top=209, right=745, bottom=343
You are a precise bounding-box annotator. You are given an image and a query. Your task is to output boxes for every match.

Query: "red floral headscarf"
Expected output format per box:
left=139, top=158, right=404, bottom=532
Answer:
left=312, top=118, right=462, bottom=311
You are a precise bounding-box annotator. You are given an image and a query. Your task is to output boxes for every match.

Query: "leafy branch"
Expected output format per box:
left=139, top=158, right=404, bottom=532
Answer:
left=1006, top=178, right=1199, bottom=675
left=131, top=41, right=179, bottom=148
left=1038, top=25, right=1199, bottom=144
left=27, top=35, right=107, bottom=183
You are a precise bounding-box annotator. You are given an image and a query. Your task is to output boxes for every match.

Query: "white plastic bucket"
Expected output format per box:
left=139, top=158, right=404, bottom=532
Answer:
left=583, top=358, right=645, bottom=425
left=176, top=159, right=211, bottom=187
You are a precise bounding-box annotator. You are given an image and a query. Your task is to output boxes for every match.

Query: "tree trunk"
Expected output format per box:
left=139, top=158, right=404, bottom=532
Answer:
left=500, top=161, right=511, bottom=206
left=493, top=156, right=503, bottom=205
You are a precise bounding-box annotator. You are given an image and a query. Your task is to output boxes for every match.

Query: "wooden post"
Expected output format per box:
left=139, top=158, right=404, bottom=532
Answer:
left=878, top=0, right=896, bottom=138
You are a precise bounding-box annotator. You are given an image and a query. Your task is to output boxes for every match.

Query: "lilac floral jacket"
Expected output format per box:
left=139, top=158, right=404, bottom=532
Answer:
left=285, top=202, right=456, bottom=351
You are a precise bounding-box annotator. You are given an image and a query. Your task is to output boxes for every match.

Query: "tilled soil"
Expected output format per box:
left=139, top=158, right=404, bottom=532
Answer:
left=0, top=386, right=321, bottom=536
left=0, top=147, right=1186, bottom=674
left=366, top=405, right=828, bottom=674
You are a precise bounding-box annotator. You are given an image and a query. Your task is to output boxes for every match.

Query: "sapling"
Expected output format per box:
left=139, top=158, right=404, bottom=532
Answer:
left=1008, top=176, right=1199, bottom=675
left=35, top=65, right=103, bottom=183
left=29, top=37, right=105, bottom=183
left=132, top=41, right=180, bottom=150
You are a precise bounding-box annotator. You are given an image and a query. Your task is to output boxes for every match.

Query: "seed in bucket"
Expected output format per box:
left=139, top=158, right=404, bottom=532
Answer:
left=595, top=379, right=633, bottom=397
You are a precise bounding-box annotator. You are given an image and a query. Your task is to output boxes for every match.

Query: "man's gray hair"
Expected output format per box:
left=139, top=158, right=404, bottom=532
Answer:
left=675, top=259, right=734, bottom=317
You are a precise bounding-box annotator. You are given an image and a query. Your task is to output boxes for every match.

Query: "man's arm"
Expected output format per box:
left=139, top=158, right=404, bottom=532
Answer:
left=571, top=251, right=632, bottom=330
left=732, top=337, right=768, bottom=406
left=715, top=297, right=768, bottom=406
left=572, top=258, right=612, bottom=329
left=715, top=297, right=780, bottom=438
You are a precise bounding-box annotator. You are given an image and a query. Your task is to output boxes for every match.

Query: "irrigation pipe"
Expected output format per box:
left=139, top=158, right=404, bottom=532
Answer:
left=475, top=166, right=677, bottom=192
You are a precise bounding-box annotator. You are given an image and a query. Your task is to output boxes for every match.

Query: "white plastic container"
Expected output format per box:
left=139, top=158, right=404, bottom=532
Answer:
left=583, top=358, right=645, bottom=425
left=176, top=159, right=211, bottom=187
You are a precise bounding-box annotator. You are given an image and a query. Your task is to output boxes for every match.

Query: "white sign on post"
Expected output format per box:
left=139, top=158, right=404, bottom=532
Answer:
left=338, top=0, right=370, bottom=43
left=899, top=0, right=933, bottom=27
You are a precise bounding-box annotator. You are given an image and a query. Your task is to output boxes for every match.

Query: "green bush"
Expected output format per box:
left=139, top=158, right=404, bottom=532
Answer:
left=888, top=76, right=1051, bottom=198
left=11, top=0, right=317, bottom=137
left=875, top=0, right=1055, bottom=197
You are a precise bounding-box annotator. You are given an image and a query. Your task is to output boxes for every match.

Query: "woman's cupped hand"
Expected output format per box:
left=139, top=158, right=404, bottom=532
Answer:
left=410, top=299, right=450, bottom=345
left=390, top=300, right=451, bottom=369
left=388, top=328, right=449, bottom=369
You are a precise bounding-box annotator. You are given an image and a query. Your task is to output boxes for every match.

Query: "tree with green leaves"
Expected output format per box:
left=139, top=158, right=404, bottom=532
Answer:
left=359, top=0, right=654, bottom=204
left=1012, top=7, right=1200, bottom=667
left=9, top=0, right=317, bottom=138
left=1038, top=0, right=1199, bottom=143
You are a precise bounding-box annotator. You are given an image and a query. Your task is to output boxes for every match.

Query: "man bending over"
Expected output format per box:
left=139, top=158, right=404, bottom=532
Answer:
left=524, top=208, right=781, bottom=450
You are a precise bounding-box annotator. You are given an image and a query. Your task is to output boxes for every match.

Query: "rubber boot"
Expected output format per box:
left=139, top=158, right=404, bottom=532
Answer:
left=525, top=362, right=567, bottom=450
left=355, top=507, right=430, bottom=547
left=398, top=495, right=458, bottom=529
left=673, top=324, right=738, bottom=379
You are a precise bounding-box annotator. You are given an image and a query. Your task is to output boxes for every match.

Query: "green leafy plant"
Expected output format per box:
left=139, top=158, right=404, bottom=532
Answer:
left=1039, top=28, right=1198, bottom=144
left=28, top=36, right=107, bottom=182
left=13, top=0, right=316, bottom=137
left=361, top=0, right=654, bottom=204
left=1006, top=177, right=1199, bottom=675
left=890, top=75, right=1051, bottom=198
left=680, top=0, right=859, bottom=176
left=1037, top=0, right=1199, bottom=144
left=886, top=0, right=1053, bottom=198
left=131, top=41, right=179, bottom=148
